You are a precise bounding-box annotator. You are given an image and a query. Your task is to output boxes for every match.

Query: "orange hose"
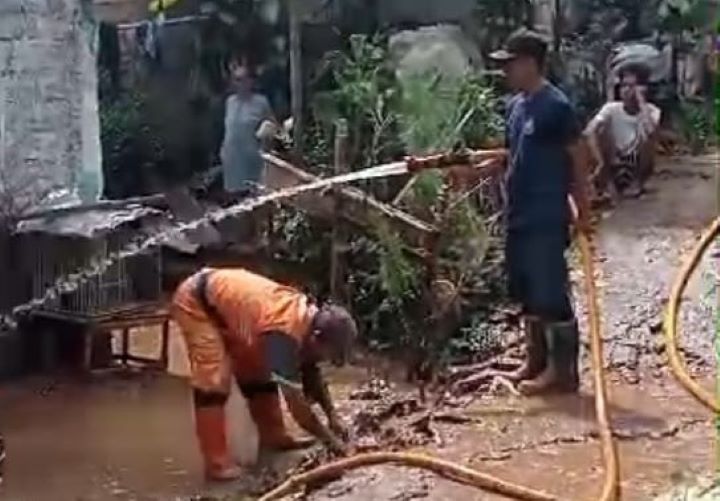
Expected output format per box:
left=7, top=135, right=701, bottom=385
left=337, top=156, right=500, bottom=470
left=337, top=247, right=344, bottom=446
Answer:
left=663, top=217, right=720, bottom=413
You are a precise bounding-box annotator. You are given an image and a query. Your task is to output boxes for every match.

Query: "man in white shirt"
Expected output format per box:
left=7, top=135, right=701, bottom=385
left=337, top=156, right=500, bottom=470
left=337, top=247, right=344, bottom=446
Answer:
left=585, top=63, right=661, bottom=201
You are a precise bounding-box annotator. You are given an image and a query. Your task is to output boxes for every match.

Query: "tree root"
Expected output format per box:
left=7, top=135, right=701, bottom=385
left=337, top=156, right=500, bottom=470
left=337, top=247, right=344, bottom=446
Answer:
left=489, top=375, right=521, bottom=397
left=445, top=337, right=523, bottom=384
left=257, top=452, right=558, bottom=501
left=408, top=414, right=443, bottom=446
left=451, top=369, right=520, bottom=396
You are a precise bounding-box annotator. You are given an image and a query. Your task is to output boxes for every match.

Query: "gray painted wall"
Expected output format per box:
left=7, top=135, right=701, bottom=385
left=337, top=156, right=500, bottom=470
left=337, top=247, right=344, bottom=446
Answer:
left=0, top=0, right=103, bottom=216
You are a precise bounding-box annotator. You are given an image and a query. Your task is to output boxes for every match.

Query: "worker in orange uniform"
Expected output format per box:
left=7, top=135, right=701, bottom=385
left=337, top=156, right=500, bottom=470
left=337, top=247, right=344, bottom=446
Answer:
left=172, top=267, right=357, bottom=481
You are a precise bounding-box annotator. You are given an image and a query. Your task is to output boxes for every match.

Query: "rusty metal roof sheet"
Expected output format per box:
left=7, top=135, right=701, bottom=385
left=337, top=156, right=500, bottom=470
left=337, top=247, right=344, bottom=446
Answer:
left=15, top=205, right=162, bottom=238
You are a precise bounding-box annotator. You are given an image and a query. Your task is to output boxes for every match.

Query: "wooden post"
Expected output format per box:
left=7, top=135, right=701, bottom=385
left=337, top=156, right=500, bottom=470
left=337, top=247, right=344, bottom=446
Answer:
left=160, top=319, right=170, bottom=371
left=330, top=119, right=349, bottom=301
left=83, top=329, right=94, bottom=373
left=288, top=0, right=304, bottom=155
left=552, top=0, right=562, bottom=53
left=121, top=328, right=130, bottom=366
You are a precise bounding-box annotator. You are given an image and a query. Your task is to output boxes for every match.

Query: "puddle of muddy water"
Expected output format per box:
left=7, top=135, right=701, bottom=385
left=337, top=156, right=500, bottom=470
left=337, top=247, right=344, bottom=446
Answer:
left=0, top=374, right=202, bottom=501
left=0, top=325, right=408, bottom=501
left=0, top=324, right=264, bottom=501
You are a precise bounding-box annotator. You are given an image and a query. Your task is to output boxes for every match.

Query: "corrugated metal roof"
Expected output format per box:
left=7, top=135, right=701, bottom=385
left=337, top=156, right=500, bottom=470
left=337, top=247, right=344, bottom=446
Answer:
left=16, top=205, right=162, bottom=238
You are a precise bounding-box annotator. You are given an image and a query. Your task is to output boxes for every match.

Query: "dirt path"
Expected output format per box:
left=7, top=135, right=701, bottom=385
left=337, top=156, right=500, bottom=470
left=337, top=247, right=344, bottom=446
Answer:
left=0, top=154, right=715, bottom=501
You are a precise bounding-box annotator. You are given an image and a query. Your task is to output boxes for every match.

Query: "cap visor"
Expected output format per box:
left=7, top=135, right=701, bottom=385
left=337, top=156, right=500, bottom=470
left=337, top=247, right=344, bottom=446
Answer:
left=489, top=49, right=515, bottom=62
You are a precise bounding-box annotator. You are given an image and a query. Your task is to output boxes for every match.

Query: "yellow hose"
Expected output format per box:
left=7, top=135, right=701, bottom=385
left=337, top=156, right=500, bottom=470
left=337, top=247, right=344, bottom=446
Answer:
left=258, top=452, right=557, bottom=501
left=259, top=225, right=621, bottom=501
left=664, top=217, right=720, bottom=413
left=577, top=230, right=621, bottom=501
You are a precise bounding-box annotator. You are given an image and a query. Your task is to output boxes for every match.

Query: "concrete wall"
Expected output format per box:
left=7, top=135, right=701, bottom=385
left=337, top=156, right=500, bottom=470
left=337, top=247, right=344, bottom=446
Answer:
left=0, top=0, right=103, bottom=215
left=377, top=0, right=475, bottom=26
left=93, top=0, right=148, bottom=24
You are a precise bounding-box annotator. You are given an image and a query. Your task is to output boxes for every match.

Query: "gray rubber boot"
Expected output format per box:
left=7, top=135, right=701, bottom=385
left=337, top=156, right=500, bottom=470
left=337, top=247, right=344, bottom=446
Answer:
left=507, top=316, right=547, bottom=382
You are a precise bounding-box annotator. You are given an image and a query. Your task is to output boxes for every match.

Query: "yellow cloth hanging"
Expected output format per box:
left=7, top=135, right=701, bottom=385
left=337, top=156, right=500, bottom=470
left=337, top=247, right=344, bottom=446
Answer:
left=148, top=0, right=181, bottom=13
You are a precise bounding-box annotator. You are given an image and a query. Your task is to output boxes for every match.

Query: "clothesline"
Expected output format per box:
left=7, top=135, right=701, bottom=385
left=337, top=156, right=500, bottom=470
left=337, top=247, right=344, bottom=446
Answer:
left=116, top=14, right=208, bottom=31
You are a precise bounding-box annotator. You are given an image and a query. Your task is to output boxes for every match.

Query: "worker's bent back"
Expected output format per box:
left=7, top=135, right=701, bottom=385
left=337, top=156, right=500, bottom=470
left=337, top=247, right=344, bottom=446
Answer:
left=171, top=267, right=314, bottom=393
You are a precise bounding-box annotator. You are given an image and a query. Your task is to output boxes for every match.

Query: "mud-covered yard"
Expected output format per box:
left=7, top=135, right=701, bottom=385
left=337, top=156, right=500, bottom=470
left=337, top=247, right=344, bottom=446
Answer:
left=301, top=152, right=718, bottom=500
left=0, top=153, right=716, bottom=501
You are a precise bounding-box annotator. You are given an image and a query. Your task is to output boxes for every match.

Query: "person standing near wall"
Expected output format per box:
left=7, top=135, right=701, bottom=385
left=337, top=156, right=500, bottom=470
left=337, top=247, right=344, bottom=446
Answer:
left=489, top=30, right=592, bottom=395
left=218, top=57, right=279, bottom=248
left=219, top=57, right=277, bottom=198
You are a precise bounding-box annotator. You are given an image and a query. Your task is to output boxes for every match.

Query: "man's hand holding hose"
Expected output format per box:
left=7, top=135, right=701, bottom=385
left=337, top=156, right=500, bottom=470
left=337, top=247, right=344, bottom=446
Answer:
left=440, top=149, right=508, bottom=192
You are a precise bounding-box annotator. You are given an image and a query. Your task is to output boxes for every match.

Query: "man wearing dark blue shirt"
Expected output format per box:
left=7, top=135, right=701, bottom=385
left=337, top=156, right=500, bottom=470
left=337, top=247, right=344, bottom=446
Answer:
left=490, top=30, right=591, bottom=395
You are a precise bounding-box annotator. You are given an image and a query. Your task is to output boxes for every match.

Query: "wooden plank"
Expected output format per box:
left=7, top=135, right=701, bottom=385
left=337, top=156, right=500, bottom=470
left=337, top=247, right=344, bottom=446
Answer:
left=160, top=320, right=170, bottom=370
left=262, top=153, right=437, bottom=249
left=95, top=317, right=168, bottom=331
left=30, top=304, right=169, bottom=327
left=83, top=329, right=94, bottom=372
left=121, top=328, right=130, bottom=365
left=122, top=354, right=163, bottom=365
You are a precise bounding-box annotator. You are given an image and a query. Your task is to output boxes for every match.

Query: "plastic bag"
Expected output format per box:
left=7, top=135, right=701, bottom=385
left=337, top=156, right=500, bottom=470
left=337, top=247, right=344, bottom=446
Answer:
left=609, top=43, right=669, bottom=83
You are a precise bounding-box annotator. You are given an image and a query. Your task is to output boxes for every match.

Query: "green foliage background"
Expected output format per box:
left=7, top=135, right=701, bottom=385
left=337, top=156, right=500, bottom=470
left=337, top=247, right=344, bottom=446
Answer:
left=288, top=35, right=507, bottom=364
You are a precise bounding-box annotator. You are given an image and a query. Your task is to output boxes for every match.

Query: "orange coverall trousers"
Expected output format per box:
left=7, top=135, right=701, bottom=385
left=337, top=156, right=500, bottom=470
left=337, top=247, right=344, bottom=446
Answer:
left=171, top=268, right=313, bottom=476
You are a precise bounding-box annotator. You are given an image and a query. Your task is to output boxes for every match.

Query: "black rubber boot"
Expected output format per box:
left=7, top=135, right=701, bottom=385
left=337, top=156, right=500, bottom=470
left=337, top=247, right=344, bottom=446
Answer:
left=519, top=320, right=580, bottom=396
left=507, top=316, right=547, bottom=382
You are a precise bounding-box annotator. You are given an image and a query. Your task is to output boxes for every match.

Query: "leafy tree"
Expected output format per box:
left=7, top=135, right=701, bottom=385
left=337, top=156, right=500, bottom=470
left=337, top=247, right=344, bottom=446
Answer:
left=469, top=0, right=534, bottom=56
left=658, top=0, right=716, bottom=36
left=300, top=35, right=506, bottom=369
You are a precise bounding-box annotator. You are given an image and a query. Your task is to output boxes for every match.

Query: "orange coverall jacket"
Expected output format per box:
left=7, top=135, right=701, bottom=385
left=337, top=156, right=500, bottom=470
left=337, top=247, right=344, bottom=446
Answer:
left=171, top=268, right=315, bottom=393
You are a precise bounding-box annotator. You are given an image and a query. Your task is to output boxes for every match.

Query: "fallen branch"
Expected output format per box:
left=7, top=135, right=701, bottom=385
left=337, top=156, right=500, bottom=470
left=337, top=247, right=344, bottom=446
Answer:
left=258, top=452, right=558, bottom=501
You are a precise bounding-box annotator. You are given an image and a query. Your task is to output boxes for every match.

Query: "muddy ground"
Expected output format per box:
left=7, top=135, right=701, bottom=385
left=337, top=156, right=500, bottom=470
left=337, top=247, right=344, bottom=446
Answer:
left=0, top=153, right=717, bottom=501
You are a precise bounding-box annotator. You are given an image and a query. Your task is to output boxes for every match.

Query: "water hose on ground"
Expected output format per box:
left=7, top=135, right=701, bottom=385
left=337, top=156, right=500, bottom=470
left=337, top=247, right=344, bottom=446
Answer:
left=664, top=217, right=720, bottom=413
left=259, top=195, right=620, bottom=501
left=576, top=229, right=621, bottom=501
left=258, top=452, right=557, bottom=501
